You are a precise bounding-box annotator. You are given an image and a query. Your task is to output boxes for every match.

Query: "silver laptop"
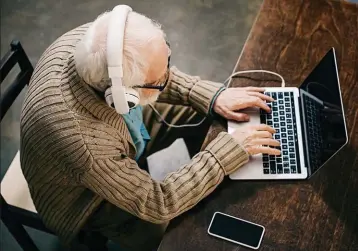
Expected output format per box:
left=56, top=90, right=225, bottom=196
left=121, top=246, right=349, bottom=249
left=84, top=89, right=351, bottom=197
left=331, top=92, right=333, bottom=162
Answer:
left=229, top=48, right=348, bottom=180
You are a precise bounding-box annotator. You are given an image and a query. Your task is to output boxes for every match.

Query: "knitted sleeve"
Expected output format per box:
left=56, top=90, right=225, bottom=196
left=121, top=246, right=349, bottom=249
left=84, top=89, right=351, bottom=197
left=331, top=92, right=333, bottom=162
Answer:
left=157, top=67, right=225, bottom=115
left=80, top=132, right=248, bottom=223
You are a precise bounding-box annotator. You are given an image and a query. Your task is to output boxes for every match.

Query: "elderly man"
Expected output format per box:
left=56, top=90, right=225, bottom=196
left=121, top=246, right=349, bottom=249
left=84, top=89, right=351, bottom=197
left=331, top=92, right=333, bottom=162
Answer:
left=20, top=5, right=280, bottom=251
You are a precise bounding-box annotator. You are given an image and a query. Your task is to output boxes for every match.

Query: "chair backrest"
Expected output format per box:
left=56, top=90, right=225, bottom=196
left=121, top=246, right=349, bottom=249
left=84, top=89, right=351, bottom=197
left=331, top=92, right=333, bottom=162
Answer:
left=0, top=40, right=33, bottom=121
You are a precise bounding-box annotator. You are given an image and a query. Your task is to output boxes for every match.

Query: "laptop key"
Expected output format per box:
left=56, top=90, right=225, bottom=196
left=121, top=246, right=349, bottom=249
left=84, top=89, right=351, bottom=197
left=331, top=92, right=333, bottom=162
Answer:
left=263, top=169, right=269, bottom=174
left=276, top=158, right=282, bottom=163
left=282, top=145, right=288, bottom=149
left=282, top=133, right=287, bottom=138
left=290, top=159, right=296, bottom=164
left=283, top=162, right=289, bottom=168
left=283, top=150, right=288, bottom=155
left=289, top=142, right=294, bottom=146
left=270, top=155, right=275, bottom=160
left=288, top=136, right=293, bottom=140
left=260, top=115, right=266, bottom=123
left=263, top=163, right=269, bottom=168
left=281, top=128, right=287, bottom=132
left=274, top=123, right=279, bottom=128
left=279, top=100, right=284, bottom=104
left=278, top=93, right=283, bottom=99
left=280, top=116, right=285, bottom=121
left=270, top=161, right=276, bottom=173
left=291, top=166, right=297, bottom=171
left=263, top=156, right=269, bottom=162
left=284, top=168, right=290, bottom=174
left=284, top=93, right=289, bottom=97
left=277, top=164, right=283, bottom=173
left=290, top=153, right=295, bottom=158
left=280, top=122, right=286, bottom=127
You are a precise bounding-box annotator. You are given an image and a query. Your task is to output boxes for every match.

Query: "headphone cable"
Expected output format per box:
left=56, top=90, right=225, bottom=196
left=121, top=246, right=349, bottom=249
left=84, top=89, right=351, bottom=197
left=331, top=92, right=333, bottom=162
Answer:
left=149, top=70, right=286, bottom=128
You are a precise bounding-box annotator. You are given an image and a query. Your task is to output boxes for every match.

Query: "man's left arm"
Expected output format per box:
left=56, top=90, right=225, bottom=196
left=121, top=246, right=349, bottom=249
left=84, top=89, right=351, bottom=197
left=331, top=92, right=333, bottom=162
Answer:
left=157, top=66, right=226, bottom=116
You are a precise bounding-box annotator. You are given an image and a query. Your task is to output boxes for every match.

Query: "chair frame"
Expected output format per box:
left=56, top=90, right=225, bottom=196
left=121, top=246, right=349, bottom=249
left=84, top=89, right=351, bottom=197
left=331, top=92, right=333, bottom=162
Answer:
left=1, top=40, right=54, bottom=251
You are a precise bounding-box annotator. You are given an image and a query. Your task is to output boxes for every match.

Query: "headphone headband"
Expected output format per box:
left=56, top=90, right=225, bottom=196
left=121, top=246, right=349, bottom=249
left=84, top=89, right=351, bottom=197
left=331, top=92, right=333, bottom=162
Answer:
left=107, top=5, right=132, bottom=114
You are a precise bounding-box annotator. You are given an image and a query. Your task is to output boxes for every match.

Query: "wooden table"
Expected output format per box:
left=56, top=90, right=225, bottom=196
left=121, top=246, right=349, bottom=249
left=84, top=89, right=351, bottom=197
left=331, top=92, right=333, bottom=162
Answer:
left=159, top=0, right=358, bottom=250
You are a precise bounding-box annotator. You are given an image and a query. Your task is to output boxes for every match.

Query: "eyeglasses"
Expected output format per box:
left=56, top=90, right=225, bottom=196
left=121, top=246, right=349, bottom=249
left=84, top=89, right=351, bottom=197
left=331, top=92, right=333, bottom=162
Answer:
left=133, top=41, right=171, bottom=92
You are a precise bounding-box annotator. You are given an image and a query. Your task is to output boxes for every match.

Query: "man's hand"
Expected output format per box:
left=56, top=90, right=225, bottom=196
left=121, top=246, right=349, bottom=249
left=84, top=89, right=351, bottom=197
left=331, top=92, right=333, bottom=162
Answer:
left=231, top=124, right=281, bottom=155
left=213, top=87, right=274, bottom=121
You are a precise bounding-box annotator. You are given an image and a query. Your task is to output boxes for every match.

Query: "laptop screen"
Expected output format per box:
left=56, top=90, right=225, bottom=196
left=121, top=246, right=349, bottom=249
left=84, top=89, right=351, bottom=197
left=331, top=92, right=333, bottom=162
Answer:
left=299, top=48, right=348, bottom=176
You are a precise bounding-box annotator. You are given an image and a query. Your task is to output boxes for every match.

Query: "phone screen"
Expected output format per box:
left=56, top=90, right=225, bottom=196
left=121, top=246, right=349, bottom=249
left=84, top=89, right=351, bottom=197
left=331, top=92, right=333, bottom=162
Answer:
left=208, top=212, right=265, bottom=249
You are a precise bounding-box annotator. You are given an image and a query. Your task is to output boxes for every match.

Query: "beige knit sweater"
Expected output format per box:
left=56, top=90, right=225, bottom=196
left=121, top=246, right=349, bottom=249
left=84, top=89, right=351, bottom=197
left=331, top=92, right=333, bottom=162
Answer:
left=20, top=23, right=249, bottom=244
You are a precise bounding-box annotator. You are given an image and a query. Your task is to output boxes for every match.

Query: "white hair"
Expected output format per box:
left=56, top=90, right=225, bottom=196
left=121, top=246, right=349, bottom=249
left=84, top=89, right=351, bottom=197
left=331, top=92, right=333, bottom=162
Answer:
left=74, top=10, right=165, bottom=91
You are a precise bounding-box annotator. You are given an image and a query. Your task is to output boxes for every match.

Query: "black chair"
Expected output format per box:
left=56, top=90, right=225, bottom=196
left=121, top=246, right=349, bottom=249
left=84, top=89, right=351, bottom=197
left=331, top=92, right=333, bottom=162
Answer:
left=0, top=40, right=48, bottom=251
left=0, top=40, right=108, bottom=251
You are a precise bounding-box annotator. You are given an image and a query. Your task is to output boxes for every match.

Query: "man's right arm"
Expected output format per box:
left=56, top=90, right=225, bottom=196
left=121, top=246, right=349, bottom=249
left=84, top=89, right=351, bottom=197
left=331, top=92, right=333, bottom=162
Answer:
left=157, top=67, right=225, bottom=117
left=80, top=132, right=249, bottom=223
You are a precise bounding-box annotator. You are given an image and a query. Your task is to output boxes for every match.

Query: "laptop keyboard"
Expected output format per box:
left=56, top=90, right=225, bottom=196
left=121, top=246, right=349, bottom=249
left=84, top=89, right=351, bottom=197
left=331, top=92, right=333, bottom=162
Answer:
left=260, top=92, right=301, bottom=175
left=303, top=95, right=323, bottom=168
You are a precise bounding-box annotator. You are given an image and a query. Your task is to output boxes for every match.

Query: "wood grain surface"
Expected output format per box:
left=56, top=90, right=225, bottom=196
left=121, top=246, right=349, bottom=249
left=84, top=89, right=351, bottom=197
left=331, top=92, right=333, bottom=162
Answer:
left=159, top=0, right=358, bottom=250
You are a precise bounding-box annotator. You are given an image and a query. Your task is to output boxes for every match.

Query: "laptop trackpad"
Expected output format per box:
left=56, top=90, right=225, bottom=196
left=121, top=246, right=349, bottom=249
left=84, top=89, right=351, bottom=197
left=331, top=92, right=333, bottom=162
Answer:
left=228, top=107, right=261, bottom=134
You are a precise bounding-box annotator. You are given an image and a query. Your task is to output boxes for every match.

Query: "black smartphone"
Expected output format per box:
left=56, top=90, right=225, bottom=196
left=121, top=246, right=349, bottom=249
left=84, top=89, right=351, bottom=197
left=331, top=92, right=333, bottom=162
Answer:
left=207, top=212, right=265, bottom=249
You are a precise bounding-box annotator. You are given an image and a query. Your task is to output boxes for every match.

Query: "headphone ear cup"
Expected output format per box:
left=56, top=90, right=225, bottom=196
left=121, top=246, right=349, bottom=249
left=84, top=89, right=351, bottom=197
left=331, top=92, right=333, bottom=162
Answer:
left=104, top=87, right=139, bottom=111
left=124, top=88, right=140, bottom=108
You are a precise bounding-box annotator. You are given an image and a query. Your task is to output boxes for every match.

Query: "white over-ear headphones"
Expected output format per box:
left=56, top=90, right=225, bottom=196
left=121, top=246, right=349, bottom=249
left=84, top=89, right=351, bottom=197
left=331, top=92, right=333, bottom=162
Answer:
left=107, top=5, right=140, bottom=114
left=106, top=5, right=287, bottom=127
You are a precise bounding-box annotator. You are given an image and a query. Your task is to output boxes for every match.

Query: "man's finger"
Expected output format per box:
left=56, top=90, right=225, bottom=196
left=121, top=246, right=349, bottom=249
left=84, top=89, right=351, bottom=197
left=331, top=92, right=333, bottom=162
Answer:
left=226, top=110, right=250, bottom=122
left=248, top=92, right=274, bottom=102
left=252, top=124, right=276, bottom=133
left=248, top=97, right=271, bottom=112
left=251, top=138, right=280, bottom=146
left=245, top=87, right=266, bottom=92
left=249, top=146, right=281, bottom=155
left=251, top=131, right=273, bottom=139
